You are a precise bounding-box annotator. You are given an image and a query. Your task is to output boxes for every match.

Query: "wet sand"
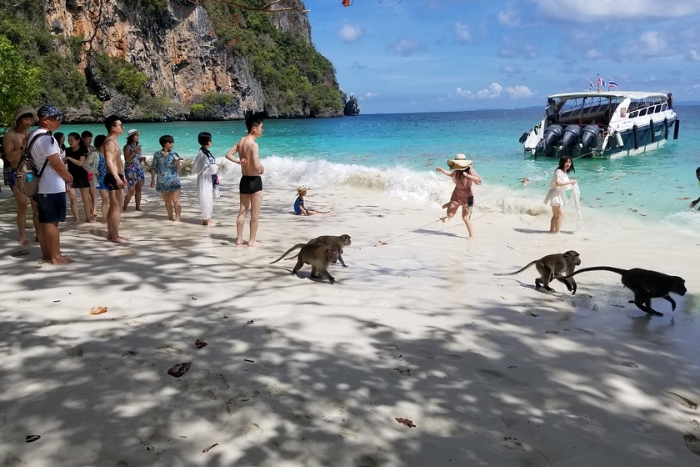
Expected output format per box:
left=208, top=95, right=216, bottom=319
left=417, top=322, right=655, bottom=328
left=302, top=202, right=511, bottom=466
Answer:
left=0, top=170, right=699, bottom=467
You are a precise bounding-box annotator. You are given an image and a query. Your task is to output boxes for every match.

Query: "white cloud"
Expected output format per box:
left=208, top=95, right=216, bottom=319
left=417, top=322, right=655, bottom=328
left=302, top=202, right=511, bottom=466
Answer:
left=499, top=38, right=538, bottom=59
left=455, top=21, right=471, bottom=43
left=688, top=49, right=700, bottom=61
left=337, top=23, right=363, bottom=43
left=584, top=48, right=603, bottom=60
left=391, top=39, right=422, bottom=57
left=532, top=0, right=700, bottom=22
left=361, top=92, right=379, bottom=100
left=498, top=5, right=520, bottom=26
left=458, top=83, right=533, bottom=99
left=499, top=64, right=522, bottom=74
left=621, top=30, right=669, bottom=59
left=476, top=83, right=503, bottom=98
left=504, top=85, right=533, bottom=98
left=639, top=31, right=667, bottom=56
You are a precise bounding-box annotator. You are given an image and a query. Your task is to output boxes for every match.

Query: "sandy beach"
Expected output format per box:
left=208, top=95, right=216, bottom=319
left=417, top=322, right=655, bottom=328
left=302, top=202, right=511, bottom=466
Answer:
left=1, top=165, right=699, bottom=467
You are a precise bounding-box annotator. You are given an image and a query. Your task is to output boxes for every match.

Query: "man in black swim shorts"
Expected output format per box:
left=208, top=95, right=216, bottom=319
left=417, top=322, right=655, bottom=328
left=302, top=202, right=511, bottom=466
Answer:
left=225, top=113, right=265, bottom=246
left=104, top=173, right=126, bottom=191
left=239, top=175, right=263, bottom=194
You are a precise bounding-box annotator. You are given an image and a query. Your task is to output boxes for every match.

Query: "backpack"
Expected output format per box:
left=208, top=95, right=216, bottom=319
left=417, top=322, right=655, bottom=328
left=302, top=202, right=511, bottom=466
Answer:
left=15, top=133, right=53, bottom=197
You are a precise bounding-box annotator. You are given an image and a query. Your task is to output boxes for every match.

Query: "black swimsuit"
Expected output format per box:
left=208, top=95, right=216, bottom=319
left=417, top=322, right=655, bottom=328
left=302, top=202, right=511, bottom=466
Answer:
left=239, top=175, right=262, bottom=194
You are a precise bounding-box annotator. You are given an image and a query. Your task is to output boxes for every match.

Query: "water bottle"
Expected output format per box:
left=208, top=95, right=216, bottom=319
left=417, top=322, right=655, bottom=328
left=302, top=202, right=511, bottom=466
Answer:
left=25, top=172, right=34, bottom=183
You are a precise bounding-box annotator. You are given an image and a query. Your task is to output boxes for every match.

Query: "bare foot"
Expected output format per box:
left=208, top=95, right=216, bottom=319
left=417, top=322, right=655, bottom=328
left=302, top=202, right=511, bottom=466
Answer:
left=234, top=239, right=246, bottom=246
left=248, top=242, right=264, bottom=247
left=135, top=207, right=142, bottom=212
left=122, top=205, right=128, bottom=211
left=19, top=238, right=28, bottom=245
left=108, top=236, right=129, bottom=244
left=50, top=256, right=74, bottom=265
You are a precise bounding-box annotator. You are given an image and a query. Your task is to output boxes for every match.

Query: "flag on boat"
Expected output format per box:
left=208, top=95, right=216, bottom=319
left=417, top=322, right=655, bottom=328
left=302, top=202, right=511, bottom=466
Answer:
left=597, top=75, right=603, bottom=87
left=608, top=78, right=618, bottom=88
left=589, top=79, right=594, bottom=90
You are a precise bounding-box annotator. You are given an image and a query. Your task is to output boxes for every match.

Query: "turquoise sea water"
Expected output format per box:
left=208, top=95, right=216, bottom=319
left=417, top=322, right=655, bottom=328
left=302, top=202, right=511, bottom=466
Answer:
left=61, top=106, right=700, bottom=227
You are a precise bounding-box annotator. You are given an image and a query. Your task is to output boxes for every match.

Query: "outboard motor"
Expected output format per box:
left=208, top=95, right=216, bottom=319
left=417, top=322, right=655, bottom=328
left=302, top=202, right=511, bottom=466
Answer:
left=580, top=125, right=599, bottom=153
left=560, top=125, right=582, bottom=151
left=541, top=124, right=563, bottom=151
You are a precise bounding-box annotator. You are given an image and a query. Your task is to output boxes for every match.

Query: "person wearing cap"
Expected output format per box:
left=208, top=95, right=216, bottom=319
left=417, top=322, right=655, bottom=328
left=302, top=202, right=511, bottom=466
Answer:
left=28, top=105, right=73, bottom=264
left=123, top=128, right=146, bottom=211
left=1, top=107, right=39, bottom=244
left=293, top=186, right=330, bottom=216
left=436, top=153, right=482, bottom=239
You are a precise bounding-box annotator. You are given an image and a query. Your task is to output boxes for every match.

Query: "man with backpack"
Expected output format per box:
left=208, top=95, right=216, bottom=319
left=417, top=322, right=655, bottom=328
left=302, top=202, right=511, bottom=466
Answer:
left=1, top=107, right=39, bottom=245
left=28, top=105, right=73, bottom=264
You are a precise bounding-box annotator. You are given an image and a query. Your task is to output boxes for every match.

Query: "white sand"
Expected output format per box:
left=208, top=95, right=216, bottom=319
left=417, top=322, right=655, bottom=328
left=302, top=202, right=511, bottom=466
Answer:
left=1, top=173, right=699, bottom=467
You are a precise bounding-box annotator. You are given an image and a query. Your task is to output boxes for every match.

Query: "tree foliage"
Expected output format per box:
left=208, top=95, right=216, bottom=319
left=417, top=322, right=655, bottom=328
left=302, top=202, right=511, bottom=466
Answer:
left=0, top=35, right=41, bottom=128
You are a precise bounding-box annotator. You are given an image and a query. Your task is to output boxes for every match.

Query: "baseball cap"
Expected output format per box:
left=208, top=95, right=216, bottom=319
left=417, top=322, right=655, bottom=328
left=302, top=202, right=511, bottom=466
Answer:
left=37, top=105, right=63, bottom=119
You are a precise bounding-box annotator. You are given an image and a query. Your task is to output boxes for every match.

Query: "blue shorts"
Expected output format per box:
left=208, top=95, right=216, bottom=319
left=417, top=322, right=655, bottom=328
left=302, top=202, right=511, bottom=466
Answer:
left=33, top=193, right=67, bottom=223
left=7, top=168, right=16, bottom=188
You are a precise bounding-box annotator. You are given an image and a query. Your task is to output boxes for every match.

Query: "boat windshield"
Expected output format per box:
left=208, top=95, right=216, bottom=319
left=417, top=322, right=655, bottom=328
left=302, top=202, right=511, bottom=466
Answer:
left=627, top=97, right=668, bottom=119
left=557, top=95, right=624, bottom=126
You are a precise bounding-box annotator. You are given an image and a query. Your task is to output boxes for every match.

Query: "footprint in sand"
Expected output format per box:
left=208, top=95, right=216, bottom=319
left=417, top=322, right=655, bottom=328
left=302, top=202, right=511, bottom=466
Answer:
left=64, top=346, right=84, bottom=358
left=189, top=370, right=230, bottom=401
left=354, top=454, right=379, bottom=467
left=477, top=369, right=529, bottom=390
left=684, top=434, right=700, bottom=456
left=157, top=344, right=184, bottom=355
left=503, top=436, right=525, bottom=451
left=4, top=459, right=26, bottom=467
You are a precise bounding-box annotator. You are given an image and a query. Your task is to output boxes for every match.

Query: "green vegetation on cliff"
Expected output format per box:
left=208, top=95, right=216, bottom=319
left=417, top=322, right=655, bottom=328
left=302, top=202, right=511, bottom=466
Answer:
left=0, top=0, right=342, bottom=124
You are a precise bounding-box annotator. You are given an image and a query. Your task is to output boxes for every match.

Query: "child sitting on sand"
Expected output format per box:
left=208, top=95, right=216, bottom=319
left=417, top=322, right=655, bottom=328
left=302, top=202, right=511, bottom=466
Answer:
left=294, top=186, right=330, bottom=216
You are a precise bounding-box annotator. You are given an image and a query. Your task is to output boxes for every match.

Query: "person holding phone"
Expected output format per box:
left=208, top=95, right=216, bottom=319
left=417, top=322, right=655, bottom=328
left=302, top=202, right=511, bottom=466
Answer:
left=150, top=135, right=182, bottom=221
left=123, top=129, right=146, bottom=211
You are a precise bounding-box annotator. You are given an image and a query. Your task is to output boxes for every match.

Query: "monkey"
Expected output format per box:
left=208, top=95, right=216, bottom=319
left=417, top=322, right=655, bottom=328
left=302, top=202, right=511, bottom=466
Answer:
left=494, top=250, right=581, bottom=294
left=308, top=234, right=351, bottom=267
left=271, top=243, right=340, bottom=284
left=557, top=267, right=686, bottom=316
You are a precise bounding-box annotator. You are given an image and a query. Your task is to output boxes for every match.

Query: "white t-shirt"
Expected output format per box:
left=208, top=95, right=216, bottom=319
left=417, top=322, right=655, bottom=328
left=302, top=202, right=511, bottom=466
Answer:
left=28, top=129, right=65, bottom=194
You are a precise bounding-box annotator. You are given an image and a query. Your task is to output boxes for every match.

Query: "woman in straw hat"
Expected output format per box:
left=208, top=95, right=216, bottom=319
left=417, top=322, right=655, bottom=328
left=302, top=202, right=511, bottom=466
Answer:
left=436, top=153, right=482, bottom=238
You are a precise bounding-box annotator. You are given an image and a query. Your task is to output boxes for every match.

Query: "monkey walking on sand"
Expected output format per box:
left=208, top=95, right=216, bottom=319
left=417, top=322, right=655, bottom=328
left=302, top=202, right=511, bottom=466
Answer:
left=557, top=266, right=686, bottom=316
left=271, top=243, right=340, bottom=284
left=494, top=250, right=581, bottom=294
left=271, top=234, right=351, bottom=267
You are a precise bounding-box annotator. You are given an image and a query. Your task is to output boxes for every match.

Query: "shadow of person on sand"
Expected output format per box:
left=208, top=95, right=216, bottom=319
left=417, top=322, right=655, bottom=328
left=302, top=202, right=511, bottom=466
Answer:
left=513, top=228, right=576, bottom=235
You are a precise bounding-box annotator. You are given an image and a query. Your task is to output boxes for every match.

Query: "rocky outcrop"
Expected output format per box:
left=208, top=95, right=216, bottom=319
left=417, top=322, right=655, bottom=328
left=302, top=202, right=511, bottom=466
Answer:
left=344, top=94, right=360, bottom=116
left=43, top=0, right=305, bottom=121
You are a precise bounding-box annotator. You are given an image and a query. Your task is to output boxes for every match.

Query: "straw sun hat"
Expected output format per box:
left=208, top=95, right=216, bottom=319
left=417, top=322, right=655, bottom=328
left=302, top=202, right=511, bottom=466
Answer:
left=447, top=153, right=474, bottom=170
left=127, top=129, right=141, bottom=137
left=297, top=185, right=310, bottom=194
left=14, top=107, right=37, bottom=125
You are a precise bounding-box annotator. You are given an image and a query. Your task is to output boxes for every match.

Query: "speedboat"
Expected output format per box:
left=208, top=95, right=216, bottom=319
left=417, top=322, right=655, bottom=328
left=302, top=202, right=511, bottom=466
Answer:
left=520, top=91, right=679, bottom=159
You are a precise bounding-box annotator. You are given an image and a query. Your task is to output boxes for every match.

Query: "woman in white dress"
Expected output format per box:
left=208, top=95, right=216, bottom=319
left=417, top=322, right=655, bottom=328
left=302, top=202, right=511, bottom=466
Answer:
left=192, top=132, right=220, bottom=226
left=543, top=155, right=577, bottom=233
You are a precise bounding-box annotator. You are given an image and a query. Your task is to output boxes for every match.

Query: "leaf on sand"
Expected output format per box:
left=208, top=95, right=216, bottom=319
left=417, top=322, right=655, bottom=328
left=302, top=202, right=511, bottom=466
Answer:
left=10, top=250, right=30, bottom=257
left=395, top=417, right=416, bottom=428
left=167, top=362, right=192, bottom=378
left=544, top=330, right=560, bottom=334
left=118, top=249, right=135, bottom=255
left=90, top=306, right=108, bottom=315
left=25, top=435, right=40, bottom=443
left=194, top=339, right=208, bottom=349
left=202, top=443, right=219, bottom=453
left=667, top=391, right=698, bottom=410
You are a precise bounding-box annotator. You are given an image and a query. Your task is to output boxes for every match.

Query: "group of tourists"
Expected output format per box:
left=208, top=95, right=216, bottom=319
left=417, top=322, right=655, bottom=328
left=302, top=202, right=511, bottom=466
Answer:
left=1, top=106, right=266, bottom=264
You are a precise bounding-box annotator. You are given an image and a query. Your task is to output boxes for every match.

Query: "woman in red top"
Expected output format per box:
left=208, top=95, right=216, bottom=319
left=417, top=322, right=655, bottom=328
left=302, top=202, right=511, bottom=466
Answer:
left=436, top=153, right=482, bottom=239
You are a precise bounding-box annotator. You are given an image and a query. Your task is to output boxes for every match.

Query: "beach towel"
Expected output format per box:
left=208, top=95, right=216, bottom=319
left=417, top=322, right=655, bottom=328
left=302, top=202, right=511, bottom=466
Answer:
left=572, top=183, right=583, bottom=230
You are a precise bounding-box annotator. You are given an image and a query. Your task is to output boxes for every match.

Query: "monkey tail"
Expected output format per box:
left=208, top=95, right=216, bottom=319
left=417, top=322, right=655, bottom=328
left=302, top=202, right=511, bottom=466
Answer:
left=493, top=260, right=538, bottom=276
left=270, top=244, right=306, bottom=264
left=559, top=266, right=628, bottom=279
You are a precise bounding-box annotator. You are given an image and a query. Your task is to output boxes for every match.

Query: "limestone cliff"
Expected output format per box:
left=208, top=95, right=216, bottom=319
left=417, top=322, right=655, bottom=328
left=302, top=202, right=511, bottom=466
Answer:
left=40, top=0, right=341, bottom=121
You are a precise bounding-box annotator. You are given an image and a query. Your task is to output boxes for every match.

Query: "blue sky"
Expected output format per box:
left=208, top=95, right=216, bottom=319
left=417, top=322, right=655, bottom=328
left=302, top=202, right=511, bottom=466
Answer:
left=304, top=0, right=700, bottom=114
